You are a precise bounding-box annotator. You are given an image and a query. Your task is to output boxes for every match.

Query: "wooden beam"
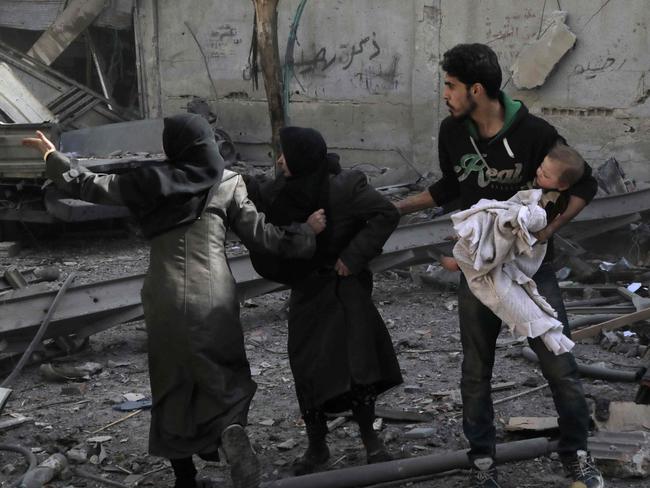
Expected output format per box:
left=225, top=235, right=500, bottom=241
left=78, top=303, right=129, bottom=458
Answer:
left=572, top=308, right=650, bottom=340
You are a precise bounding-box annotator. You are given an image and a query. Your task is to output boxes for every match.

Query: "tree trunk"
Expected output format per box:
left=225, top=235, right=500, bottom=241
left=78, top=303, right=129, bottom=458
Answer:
left=252, top=0, right=285, bottom=159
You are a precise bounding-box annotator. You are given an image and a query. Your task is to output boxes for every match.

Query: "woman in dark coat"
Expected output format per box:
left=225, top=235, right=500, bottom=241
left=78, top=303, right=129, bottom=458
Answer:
left=246, top=127, right=403, bottom=475
left=23, top=116, right=326, bottom=488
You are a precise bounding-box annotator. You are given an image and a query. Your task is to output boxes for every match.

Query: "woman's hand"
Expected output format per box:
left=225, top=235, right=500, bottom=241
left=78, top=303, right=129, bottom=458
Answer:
left=307, top=208, right=326, bottom=234
left=22, top=130, right=56, bottom=157
left=440, top=255, right=460, bottom=272
left=335, top=258, right=351, bottom=276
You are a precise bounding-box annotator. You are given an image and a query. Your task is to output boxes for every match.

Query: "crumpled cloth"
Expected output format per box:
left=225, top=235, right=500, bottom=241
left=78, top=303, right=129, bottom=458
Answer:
left=451, top=189, right=574, bottom=355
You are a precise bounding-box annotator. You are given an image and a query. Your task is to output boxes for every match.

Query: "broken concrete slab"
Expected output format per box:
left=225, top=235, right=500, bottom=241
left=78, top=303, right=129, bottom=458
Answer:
left=511, top=11, right=577, bottom=89
left=589, top=430, right=650, bottom=478
left=594, top=401, right=650, bottom=432
left=27, top=0, right=109, bottom=66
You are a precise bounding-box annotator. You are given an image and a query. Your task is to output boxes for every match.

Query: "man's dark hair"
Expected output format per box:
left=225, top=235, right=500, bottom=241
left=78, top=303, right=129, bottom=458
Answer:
left=547, top=142, right=585, bottom=187
left=441, top=44, right=502, bottom=99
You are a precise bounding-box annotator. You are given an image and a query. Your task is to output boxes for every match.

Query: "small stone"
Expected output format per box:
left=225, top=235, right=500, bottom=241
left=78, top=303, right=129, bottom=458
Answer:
left=404, top=427, right=436, bottom=439
left=404, top=384, right=423, bottom=393
left=276, top=438, right=297, bottom=450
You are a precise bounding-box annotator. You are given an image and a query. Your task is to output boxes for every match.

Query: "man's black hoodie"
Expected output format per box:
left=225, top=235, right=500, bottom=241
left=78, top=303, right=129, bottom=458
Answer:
left=428, top=92, right=597, bottom=211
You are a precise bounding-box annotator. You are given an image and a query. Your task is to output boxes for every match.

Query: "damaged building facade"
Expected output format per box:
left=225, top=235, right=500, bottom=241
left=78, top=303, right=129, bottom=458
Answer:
left=134, top=0, right=650, bottom=184
left=0, top=1, right=649, bottom=184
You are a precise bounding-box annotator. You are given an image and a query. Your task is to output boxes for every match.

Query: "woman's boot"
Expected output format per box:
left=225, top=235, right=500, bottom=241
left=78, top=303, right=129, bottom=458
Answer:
left=293, top=410, right=330, bottom=476
left=352, top=400, right=392, bottom=464
left=170, top=457, right=197, bottom=488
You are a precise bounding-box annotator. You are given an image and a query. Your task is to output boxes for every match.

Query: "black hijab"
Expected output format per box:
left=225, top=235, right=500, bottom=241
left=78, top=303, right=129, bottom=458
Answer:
left=268, top=126, right=340, bottom=226
left=118, top=114, right=225, bottom=239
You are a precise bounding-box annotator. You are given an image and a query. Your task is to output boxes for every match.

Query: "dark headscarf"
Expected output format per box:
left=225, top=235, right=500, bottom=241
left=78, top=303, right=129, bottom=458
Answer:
left=118, top=114, right=225, bottom=239
left=247, top=127, right=341, bottom=284
left=268, top=127, right=340, bottom=226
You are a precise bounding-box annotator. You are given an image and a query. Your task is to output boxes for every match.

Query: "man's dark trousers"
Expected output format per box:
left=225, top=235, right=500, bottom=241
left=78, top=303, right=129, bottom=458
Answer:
left=458, top=262, right=589, bottom=458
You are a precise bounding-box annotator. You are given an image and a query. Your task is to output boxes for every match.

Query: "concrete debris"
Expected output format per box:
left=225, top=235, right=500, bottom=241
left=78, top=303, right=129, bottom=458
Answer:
left=594, top=401, right=650, bottom=432
left=511, top=11, right=577, bottom=89
left=588, top=430, right=650, bottom=478
left=27, top=0, right=109, bottom=66
left=40, top=362, right=103, bottom=382
left=0, top=242, right=21, bottom=258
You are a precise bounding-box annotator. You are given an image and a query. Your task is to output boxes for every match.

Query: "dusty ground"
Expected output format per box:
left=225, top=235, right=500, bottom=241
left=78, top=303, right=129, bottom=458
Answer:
left=0, top=224, right=648, bottom=488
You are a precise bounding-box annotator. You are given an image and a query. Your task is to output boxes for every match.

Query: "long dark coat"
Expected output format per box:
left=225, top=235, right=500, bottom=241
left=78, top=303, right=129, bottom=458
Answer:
left=249, top=169, right=403, bottom=412
left=45, top=154, right=315, bottom=458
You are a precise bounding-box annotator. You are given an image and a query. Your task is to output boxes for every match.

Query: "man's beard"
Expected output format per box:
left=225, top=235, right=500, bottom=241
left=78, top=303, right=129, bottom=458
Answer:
left=448, top=94, right=477, bottom=120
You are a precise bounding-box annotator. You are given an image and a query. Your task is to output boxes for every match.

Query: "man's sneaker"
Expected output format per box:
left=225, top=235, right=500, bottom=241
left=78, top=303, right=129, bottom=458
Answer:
left=470, top=457, right=502, bottom=488
left=562, top=450, right=605, bottom=488
left=221, top=424, right=261, bottom=488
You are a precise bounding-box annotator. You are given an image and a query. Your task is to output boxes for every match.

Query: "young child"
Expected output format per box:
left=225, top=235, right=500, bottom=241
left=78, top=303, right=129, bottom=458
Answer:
left=439, top=141, right=589, bottom=272
left=533, top=142, right=588, bottom=242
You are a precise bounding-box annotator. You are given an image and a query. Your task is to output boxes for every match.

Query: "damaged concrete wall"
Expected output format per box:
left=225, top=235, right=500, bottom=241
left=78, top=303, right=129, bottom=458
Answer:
left=136, top=0, right=650, bottom=183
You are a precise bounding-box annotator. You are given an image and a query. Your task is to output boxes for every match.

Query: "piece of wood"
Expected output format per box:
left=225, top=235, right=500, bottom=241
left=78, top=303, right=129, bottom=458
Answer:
left=0, top=414, right=32, bottom=431
left=573, top=308, right=650, bottom=340
left=431, top=382, right=516, bottom=398
left=90, top=409, right=142, bottom=434
left=493, top=384, right=549, bottom=406
left=326, top=416, right=347, bottom=431
left=505, top=417, right=559, bottom=432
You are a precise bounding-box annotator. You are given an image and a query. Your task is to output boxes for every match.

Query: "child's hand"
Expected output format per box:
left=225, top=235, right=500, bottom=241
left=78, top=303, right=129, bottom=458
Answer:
left=440, top=256, right=460, bottom=272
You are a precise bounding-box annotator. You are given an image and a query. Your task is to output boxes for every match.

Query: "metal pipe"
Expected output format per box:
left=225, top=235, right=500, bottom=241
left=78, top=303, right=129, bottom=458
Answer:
left=569, top=314, right=622, bottom=329
left=261, top=438, right=557, bottom=488
left=0, top=444, right=38, bottom=488
left=522, top=347, right=641, bottom=382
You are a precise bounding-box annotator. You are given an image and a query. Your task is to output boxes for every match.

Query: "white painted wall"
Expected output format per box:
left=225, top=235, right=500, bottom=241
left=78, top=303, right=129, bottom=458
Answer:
left=135, top=0, right=650, bottom=183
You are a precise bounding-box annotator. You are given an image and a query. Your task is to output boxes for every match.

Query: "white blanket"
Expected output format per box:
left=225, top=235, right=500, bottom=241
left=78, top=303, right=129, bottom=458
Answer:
left=451, top=189, right=574, bottom=355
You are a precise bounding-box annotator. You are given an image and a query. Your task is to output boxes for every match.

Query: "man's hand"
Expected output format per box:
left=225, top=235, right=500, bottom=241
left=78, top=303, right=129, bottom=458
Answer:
left=533, top=225, right=555, bottom=243
left=394, top=190, right=435, bottom=215
left=22, top=130, right=56, bottom=157
left=335, top=258, right=351, bottom=276
left=440, top=255, right=460, bottom=271
left=307, top=209, right=326, bottom=234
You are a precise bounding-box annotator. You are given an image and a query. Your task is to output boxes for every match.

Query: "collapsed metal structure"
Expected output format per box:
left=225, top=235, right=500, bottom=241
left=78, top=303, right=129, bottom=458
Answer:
left=2, top=184, right=650, bottom=357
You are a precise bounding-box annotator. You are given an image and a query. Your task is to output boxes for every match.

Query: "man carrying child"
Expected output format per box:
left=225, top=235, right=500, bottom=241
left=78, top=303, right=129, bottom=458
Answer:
left=395, top=43, right=604, bottom=488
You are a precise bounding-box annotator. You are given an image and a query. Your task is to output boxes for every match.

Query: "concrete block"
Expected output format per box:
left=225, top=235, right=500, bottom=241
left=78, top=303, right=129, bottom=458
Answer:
left=589, top=431, right=650, bottom=478
left=511, top=11, right=577, bottom=89
left=595, top=401, right=650, bottom=432
left=404, top=427, right=436, bottom=439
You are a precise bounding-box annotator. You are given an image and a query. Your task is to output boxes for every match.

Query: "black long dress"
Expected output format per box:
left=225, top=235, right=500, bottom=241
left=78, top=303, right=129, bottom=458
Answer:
left=248, top=167, right=403, bottom=413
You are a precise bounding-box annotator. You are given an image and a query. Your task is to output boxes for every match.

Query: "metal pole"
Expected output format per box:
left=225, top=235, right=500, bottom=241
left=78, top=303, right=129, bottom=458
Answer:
left=261, top=438, right=557, bottom=488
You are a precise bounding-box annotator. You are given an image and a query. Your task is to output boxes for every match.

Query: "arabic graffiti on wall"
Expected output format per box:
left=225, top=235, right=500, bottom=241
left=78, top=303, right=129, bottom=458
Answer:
left=291, top=32, right=400, bottom=94
left=208, top=24, right=242, bottom=58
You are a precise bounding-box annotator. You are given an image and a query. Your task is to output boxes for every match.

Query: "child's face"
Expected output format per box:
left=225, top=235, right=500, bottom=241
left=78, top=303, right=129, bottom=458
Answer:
left=535, top=156, right=568, bottom=191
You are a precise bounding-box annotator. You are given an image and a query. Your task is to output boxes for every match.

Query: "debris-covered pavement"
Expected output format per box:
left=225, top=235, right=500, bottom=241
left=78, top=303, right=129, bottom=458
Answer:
left=1, top=215, right=649, bottom=488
